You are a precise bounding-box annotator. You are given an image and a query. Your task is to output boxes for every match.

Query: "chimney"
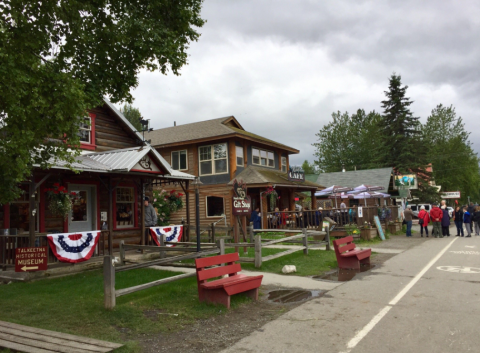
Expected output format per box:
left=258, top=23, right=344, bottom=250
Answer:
left=174, top=121, right=176, bottom=127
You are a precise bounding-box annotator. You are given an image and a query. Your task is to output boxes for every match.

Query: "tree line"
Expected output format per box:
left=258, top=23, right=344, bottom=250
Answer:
left=312, top=74, right=480, bottom=203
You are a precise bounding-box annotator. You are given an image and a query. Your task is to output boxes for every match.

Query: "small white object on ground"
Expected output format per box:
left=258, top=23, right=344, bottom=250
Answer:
left=282, top=265, right=297, bottom=274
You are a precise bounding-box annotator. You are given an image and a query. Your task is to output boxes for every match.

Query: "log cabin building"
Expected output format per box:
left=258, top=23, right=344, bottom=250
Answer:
left=147, top=116, right=322, bottom=230
left=0, top=99, right=193, bottom=270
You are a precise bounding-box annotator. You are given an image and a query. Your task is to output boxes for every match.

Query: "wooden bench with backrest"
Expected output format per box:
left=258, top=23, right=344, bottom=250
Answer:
left=195, top=252, right=263, bottom=309
left=333, top=236, right=371, bottom=270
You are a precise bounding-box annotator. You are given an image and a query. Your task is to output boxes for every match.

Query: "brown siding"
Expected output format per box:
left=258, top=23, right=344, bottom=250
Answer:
left=88, top=105, right=138, bottom=152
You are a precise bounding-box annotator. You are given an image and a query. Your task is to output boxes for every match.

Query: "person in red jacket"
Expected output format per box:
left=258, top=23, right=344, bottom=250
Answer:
left=430, top=203, right=444, bottom=238
left=418, top=205, right=430, bottom=237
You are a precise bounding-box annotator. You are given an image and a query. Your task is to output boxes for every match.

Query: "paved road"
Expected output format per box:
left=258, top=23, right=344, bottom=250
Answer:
left=220, top=235, right=480, bottom=353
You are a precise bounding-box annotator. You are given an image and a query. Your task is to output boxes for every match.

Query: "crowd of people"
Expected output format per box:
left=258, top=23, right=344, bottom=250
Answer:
left=405, top=200, right=479, bottom=238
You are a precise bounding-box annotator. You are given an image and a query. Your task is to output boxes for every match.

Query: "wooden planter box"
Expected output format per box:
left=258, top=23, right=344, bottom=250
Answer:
left=330, top=230, right=348, bottom=238
left=387, top=223, right=401, bottom=233
left=361, top=228, right=377, bottom=241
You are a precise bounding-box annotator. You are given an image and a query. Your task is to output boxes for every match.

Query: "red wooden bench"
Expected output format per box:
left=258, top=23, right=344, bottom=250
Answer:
left=195, top=253, right=263, bottom=309
left=333, top=236, right=371, bottom=270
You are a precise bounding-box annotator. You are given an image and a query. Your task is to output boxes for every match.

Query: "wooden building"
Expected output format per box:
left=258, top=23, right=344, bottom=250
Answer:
left=1, top=99, right=193, bottom=268
left=147, top=116, right=321, bottom=229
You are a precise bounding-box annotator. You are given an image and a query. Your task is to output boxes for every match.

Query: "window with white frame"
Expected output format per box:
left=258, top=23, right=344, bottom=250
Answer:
left=199, top=143, right=228, bottom=175
left=78, top=117, right=91, bottom=143
left=252, top=147, right=275, bottom=168
left=281, top=156, right=287, bottom=172
left=236, top=146, right=244, bottom=166
left=171, top=150, right=188, bottom=170
left=116, top=187, right=135, bottom=228
left=206, top=196, right=225, bottom=217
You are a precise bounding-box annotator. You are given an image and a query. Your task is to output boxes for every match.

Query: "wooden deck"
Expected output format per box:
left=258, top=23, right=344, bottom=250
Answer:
left=0, top=320, right=122, bottom=353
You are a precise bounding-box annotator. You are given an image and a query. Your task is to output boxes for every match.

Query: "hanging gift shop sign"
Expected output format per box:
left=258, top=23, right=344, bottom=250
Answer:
left=232, top=179, right=251, bottom=216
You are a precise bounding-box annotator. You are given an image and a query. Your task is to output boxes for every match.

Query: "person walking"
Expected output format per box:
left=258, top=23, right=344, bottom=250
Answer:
left=441, top=205, right=450, bottom=237
left=250, top=207, right=262, bottom=230
left=473, top=206, right=480, bottom=236
left=418, top=205, right=430, bottom=237
left=430, top=203, right=443, bottom=238
left=403, top=205, right=414, bottom=237
left=453, top=206, right=464, bottom=237
left=467, top=202, right=475, bottom=233
left=463, top=206, right=472, bottom=237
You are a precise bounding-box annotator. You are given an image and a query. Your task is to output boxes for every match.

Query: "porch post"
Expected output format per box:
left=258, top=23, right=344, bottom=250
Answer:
left=141, top=180, right=145, bottom=248
left=310, top=189, right=316, bottom=210
left=29, top=177, right=36, bottom=247
left=108, top=177, right=114, bottom=255
left=185, top=180, right=190, bottom=241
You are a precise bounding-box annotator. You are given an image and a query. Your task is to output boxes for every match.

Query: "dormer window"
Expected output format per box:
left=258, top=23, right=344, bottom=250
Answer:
left=79, top=117, right=91, bottom=143
left=78, top=113, right=96, bottom=151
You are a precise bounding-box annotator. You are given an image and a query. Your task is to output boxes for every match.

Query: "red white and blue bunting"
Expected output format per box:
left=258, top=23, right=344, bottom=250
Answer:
left=47, top=231, right=101, bottom=263
left=150, top=226, right=183, bottom=247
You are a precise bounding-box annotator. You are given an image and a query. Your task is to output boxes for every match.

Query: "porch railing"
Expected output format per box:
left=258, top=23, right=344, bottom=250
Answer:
left=265, top=206, right=401, bottom=230
left=0, top=230, right=108, bottom=271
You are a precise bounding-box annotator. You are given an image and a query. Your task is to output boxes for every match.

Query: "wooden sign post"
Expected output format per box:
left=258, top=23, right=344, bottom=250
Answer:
left=232, top=179, right=252, bottom=253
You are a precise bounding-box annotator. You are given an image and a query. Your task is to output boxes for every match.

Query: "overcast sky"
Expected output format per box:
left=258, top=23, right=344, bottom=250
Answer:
left=124, top=0, right=480, bottom=168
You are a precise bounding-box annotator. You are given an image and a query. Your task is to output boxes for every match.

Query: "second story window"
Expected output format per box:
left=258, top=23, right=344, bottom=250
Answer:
left=281, top=156, right=287, bottom=172
left=236, top=146, right=244, bottom=166
left=199, top=143, right=228, bottom=175
left=252, top=147, right=275, bottom=168
left=171, top=150, right=188, bottom=170
left=78, top=117, right=91, bottom=143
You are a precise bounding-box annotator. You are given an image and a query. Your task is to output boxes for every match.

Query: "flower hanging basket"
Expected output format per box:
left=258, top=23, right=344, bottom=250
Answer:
left=45, top=183, right=77, bottom=219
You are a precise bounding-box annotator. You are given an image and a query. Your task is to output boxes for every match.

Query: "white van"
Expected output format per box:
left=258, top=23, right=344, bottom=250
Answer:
left=410, top=204, right=432, bottom=217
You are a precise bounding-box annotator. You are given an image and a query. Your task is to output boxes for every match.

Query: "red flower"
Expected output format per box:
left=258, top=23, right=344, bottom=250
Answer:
left=170, top=190, right=175, bottom=194
left=53, top=183, right=60, bottom=187
left=53, top=190, right=59, bottom=194
left=178, top=193, right=184, bottom=197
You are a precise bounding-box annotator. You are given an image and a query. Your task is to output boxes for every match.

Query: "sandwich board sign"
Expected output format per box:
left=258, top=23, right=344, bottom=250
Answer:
left=373, top=216, right=385, bottom=241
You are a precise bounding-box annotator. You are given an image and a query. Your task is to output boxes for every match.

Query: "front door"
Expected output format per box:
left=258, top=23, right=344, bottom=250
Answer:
left=68, top=185, right=96, bottom=233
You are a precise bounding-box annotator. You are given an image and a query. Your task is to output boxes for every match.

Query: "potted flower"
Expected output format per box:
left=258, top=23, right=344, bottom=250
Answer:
left=152, top=189, right=184, bottom=226
left=45, top=183, right=77, bottom=219
left=264, top=187, right=278, bottom=211
left=361, top=222, right=377, bottom=240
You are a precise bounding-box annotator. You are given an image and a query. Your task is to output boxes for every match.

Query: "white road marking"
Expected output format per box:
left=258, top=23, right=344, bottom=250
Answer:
left=340, top=237, right=458, bottom=353
left=465, top=245, right=476, bottom=248
left=449, top=251, right=480, bottom=255
left=437, top=266, right=480, bottom=273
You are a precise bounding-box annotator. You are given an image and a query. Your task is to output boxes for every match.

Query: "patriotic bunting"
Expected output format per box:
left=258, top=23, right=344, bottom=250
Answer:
left=47, top=231, right=101, bottom=263
left=150, top=226, right=183, bottom=247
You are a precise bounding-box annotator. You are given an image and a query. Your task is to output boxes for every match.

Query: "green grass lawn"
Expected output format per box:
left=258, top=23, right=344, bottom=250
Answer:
left=0, top=268, right=253, bottom=353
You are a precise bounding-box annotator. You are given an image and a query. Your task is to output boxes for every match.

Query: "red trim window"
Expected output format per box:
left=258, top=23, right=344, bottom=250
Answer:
left=114, top=186, right=138, bottom=229
left=79, top=113, right=96, bottom=151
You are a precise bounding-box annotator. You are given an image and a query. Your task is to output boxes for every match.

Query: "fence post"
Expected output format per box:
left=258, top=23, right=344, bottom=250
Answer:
left=119, top=241, right=125, bottom=266
left=159, top=233, right=166, bottom=259
left=211, top=222, right=216, bottom=243
left=216, top=238, right=225, bottom=256
left=248, top=222, right=254, bottom=243
left=254, top=234, right=262, bottom=268
left=325, top=225, right=331, bottom=251
left=104, top=256, right=115, bottom=310
left=302, top=228, right=308, bottom=255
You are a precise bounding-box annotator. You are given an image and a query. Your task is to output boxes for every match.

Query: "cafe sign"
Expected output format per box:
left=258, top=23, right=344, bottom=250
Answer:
left=232, top=179, right=251, bottom=216
left=288, top=166, right=305, bottom=182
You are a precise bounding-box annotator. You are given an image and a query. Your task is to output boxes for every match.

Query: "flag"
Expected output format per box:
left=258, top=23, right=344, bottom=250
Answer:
left=150, top=226, right=183, bottom=247
left=47, top=231, right=101, bottom=263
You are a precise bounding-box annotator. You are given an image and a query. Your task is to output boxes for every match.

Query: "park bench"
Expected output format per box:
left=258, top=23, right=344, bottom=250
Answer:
left=333, top=236, right=371, bottom=270
left=195, top=252, right=263, bottom=308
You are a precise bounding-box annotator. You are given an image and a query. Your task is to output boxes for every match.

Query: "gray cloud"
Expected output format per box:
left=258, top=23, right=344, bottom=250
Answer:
left=125, top=0, right=480, bottom=168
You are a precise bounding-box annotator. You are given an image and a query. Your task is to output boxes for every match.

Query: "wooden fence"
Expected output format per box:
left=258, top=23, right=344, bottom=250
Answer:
left=104, top=242, right=221, bottom=309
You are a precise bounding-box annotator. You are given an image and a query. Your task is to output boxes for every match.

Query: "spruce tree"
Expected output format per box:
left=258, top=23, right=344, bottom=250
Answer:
left=378, top=74, right=438, bottom=202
